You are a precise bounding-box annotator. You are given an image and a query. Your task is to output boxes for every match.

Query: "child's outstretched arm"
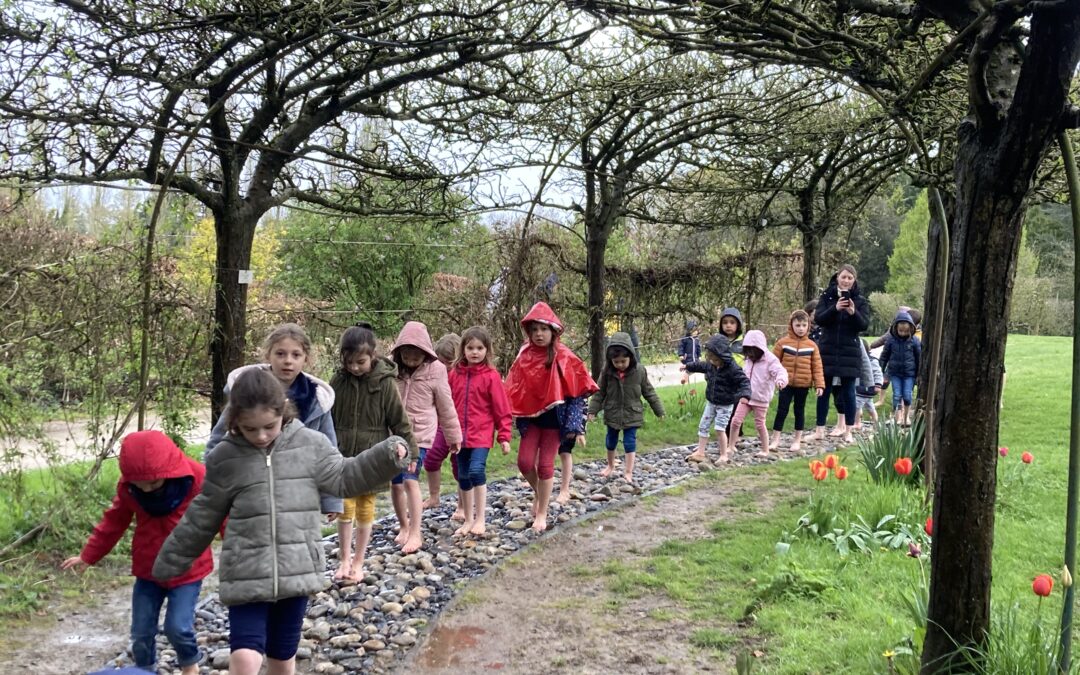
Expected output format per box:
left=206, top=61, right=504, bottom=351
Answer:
left=684, top=359, right=707, bottom=374
left=153, top=472, right=230, bottom=583
left=383, top=379, right=419, bottom=461
left=490, top=373, right=514, bottom=455
left=641, top=369, right=665, bottom=418
left=317, top=435, right=411, bottom=497
left=587, top=370, right=608, bottom=420
left=769, top=355, right=789, bottom=390
left=63, top=486, right=134, bottom=571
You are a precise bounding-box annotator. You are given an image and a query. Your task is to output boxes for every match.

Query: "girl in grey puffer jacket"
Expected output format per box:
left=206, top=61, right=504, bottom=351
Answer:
left=154, top=369, right=408, bottom=675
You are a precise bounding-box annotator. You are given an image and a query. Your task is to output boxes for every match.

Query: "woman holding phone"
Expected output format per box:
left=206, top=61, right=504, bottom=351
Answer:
left=811, top=264, right=871, bottom=444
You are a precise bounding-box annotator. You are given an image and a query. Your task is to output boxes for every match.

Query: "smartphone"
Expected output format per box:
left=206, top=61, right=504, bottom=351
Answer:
left=839, top=290, right=850, bottom=300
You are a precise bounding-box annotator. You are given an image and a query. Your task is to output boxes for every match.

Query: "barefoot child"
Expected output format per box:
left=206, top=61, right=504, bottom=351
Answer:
left=423, top=333, right=463, bottom=514
left=682, top=334, right=752, bottom=464
left=505, top=302, right=597, bottom=532
left=770, top=310, right=824, bottom=454
left=154, top=369, right=408, bottom=675
left=329, top=322, right=417, bottom=582
left=63, top=431, right=213, bottom=675
left=588, top=332, right=665, bottom=482
left=730, top=330, right=788, bottom=458
left=449, top=326, right=512, bottom=535
left=205, top=323, right=342, bottom=516
left=880, top=309, right=921, bottom=426
left=391, top=321, right=462, bottom=553
left=852, top=341, right=884, bottom=429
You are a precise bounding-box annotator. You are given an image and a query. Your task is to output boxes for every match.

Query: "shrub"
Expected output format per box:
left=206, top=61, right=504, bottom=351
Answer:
left=857, top=415, right=925, bottom=486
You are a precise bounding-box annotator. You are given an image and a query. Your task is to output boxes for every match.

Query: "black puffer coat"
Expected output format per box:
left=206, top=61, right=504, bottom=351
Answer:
left=814, top=274, right=871, bottom=379
left=684, top=334, right=752, bottom=406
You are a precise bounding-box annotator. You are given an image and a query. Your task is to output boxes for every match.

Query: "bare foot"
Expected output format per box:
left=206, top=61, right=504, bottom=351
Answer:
left=599, top=465, right=614, bottom=478
left=333, top=564, right=350, bottom=581
left=421, top=497, right=441, bottom=510
left=790, top=441, right=801, bottom=454
left=469, top=521, right=486, bottom=536
left=451, top=509, right=466, bottom=522
left=454, top=522, right=473, bottom=537
left=716, top=453, right=731, bottom=464
left=828, top=426, right=846, bottom=437
left=768, top=440, right=780, bottom=451
left=686, top=451, right=707, bottom=463
left=622, top=473, right=633, bottom=483
left=530, top=500, right=539, bottom=518
left=810, top=429, right=825, bottom=441
left=755, top=450, right=770, bottom=459
left=394, top=530, right=408, bottom=546
left=347, top=563, right=364, bottom=582
left=532, top=515, right=548, bottom=533
left=843, top=434, right=853, bottom=444
left=401, top=533, right=422, bottom=554
left=555, top=490, right=571, bottom=505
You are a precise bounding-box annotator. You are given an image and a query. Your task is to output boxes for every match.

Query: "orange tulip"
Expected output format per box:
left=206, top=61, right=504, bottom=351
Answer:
left=824, top=454, right=838, bottom=470
left=813, top=465, right=829, bottom=481
left=894, top=457, right=913, bottom=476
left=809, top=460, right=825, bottom=475
left=835, top=466, right=849, bottom=480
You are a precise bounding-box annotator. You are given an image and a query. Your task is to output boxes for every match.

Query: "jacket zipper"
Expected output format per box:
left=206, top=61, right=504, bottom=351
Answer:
left=462, top=371, right=472, bottom=442
left=266, top=450, right=278, bottom=598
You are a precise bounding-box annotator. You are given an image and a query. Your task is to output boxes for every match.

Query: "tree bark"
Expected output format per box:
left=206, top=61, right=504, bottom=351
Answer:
left=210, top=207, right=258, bottom=423
left=586, top=219, right=608, bottom=381
left=921, top=4, right=1080, bottom=669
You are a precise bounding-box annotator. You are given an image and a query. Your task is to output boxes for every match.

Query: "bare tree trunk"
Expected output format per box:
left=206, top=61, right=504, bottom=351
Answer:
left=800, top=227, right=823, bottom=303
left=921, top=135, right=1032, bottom=672
left=210, top=208, right=257, bottom=423
left=586, top=220, right=607, bottom=380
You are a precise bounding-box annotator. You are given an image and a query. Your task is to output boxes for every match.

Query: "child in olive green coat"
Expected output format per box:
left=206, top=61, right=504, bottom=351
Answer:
left=587, top=332, right=665, bottom=482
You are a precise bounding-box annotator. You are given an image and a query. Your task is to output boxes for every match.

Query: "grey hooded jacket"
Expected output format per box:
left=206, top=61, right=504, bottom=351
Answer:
left=153, top=420, right=407, bottom=606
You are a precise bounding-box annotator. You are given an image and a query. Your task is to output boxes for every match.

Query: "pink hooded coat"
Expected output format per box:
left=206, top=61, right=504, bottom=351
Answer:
left=392, top=322, right=462, bottom=448
left=742, top=330, right=789, bottom=406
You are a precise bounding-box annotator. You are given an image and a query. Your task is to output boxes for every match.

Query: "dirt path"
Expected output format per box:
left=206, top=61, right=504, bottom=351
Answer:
left=400, top=471, right=788, bottom=674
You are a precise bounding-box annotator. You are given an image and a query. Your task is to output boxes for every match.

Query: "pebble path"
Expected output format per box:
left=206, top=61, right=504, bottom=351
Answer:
left=102, top=435, right=840, bottom=674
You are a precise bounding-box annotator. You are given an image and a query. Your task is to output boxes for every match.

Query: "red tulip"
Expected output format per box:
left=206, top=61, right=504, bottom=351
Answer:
left=894, top=457, right=913, bottom=476
left=835, top=466, right=849, bottom=480
left=1022, top=451, right=1034, bottom=464
left=678, top=399, right=685, bottom=406
left=999, top=446, right=1008, bottom=457
left=1033, top=574, right=1054, bottom=597
left=924, top=516, right=934, bottom=537
left=813, top=465, right=829, bottom=481
left=809, top=460, right=825, bottom=475
left=689, top=389, right=697, bottom=396
left=824, top=454, right=838, bottom=470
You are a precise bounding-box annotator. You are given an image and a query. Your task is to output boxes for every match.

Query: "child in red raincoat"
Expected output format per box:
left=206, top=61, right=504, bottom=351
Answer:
left=504, top=302, right=598, bottom=532
left=62, top=431, right=213, bottom=674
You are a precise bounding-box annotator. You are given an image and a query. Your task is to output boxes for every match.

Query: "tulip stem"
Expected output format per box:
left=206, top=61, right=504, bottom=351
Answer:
left=1057, top=129, right=1080, bottom=675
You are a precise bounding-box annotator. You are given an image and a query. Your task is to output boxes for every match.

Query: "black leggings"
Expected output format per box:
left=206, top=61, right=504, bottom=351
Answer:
left=772, top=386, right=809, bottom=432
left=817, top=377, right=856, bottom=427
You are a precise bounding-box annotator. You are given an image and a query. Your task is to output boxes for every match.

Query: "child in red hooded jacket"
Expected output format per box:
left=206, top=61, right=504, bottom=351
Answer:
left=504, top=302, right=598, bottom=532
left=62, top=430, right=213, bottom=675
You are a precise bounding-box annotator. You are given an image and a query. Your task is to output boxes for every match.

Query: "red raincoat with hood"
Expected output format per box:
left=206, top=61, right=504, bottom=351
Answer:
left=80, top=430, right=213, bottom=588
left=504, top=302, right=598, bottom=417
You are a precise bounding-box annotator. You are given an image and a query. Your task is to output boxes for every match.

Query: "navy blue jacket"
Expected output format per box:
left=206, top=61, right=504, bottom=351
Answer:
left=881, top=311, right=921, bottom=378
left=814, top=275, right=871, bottom=379
left=677, top=334, right=702, bottom=363
left=684, top=334, right=752, bottom=406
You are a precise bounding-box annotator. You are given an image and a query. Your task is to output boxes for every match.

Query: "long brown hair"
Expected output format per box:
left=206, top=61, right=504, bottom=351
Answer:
left=524, top=321, right=558, bottom=368
left=224, top=368, right=296, bottom=434
left=456, top=326, right=495, bottom=368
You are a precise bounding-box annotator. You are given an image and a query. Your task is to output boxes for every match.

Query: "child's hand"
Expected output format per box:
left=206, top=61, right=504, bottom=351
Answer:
left=394, top=443, right=408, bottom=460
left=576, top=434, right=586, bottom=448
left=61, top=556, right=88, bottom=572
left=815, top=387, right=824, bottom=397
left=407, top=461, right=417, bottom=474
left=587, top=414, right=596, bottom=422
left=326, top=513, right=340, bottom=523
left=449, top=442, right=461, bottom=455
left=874, top=386, right=881, bottom=393
left=500, top=441, right=511, bottom=456
left=678, top=364, right=687, bottom=370
left=680, top=374, right=688, bottom=385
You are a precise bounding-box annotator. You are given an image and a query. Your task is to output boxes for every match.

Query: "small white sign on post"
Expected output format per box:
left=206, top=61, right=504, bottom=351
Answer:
left=238, top=270, right=254, bottom=285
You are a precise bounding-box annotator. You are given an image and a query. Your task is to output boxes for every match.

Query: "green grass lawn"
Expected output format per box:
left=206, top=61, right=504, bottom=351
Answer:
left=596, top=334, right=1076, bottom=673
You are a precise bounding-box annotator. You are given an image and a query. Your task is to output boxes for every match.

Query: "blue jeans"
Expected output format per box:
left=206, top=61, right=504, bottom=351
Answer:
left=891, top=375, right=915, bottom=408
left=456, top=447, right=490, bottom=490
left=605, top=426, right=638, bottom=453
left=392, top=447, right=426, bottom=484
left=131, top=578, right=202, bottom=669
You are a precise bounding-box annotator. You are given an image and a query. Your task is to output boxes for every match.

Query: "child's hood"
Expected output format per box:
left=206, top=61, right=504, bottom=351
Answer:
left=785, top=311, right=810, bottom=340
left=703, top=333, right=734, bottom=364
left=720, top=307, right=743, bottom=339
left=226, top=363, right=335, bottom=414
left=890, top=310, right=916, bottom=338
left=606, top=332, right=638, bottom=369
left=742, top=329, right=768, bottom=354
left=520, top=301, right=564, bottom=335
left=392, top=321, right=438, bottom=362
left=119, top=430, right=193, bottom=483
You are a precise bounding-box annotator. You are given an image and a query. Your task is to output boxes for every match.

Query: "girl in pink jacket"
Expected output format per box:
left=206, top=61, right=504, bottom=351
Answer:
left=448, top=326, right=512, bottom=536
left=729, top=330, right=789, bottom=459
left=392, top=321, right=463, bottom=553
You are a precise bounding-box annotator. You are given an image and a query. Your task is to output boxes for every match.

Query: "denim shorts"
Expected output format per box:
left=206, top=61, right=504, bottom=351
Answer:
left=391, top=447, right=427, bottom=484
